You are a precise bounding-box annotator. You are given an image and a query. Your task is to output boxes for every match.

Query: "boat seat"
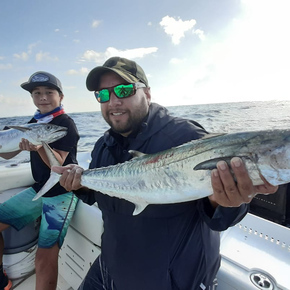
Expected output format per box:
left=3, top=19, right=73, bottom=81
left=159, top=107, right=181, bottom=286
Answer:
left=70, top=201, right=103, bottom=247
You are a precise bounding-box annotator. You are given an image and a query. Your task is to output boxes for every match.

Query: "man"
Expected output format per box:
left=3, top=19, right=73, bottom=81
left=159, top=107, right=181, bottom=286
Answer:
left=55, top=57, right=277, bottom=290
left=0, top=72, right=79, bottom=290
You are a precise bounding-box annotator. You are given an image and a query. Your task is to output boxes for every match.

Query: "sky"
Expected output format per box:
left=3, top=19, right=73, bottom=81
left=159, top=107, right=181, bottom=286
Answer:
left=1, top=0, right=290, bottom=117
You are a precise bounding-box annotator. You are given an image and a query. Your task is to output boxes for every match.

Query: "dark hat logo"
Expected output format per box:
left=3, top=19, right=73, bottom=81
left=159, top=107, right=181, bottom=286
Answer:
left=31, top=73, right=49, bottom=83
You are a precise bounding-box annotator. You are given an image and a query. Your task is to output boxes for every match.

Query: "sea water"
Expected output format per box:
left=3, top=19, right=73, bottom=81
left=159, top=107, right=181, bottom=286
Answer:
left=1, top=100, right=290, bottom=165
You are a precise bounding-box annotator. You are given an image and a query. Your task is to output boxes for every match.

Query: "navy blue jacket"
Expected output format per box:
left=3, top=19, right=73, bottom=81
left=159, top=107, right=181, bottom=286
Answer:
left=76, top=103, right=248, bottom=290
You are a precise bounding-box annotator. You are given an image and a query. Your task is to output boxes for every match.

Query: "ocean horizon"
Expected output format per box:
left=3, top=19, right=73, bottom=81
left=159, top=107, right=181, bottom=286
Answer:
left=1, top=100, right=290, bottom=165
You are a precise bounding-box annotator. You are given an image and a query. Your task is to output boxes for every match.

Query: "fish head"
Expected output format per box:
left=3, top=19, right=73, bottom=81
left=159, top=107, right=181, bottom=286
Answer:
left=30, top=123, right=68, bottom=144
left=10, top=123, right=68, bottom=145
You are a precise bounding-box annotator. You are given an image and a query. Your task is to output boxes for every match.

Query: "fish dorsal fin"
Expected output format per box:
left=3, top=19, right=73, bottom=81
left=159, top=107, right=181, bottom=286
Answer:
left=200, top=133, right=227, bottom=140
left=8, top=125, right=31, bottom=132
left=128, top=150, right=146, bottom=158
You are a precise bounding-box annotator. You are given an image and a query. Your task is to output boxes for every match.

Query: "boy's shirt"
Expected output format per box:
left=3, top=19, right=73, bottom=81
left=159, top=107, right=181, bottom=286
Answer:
left=29, top=114, right=79, bottom=197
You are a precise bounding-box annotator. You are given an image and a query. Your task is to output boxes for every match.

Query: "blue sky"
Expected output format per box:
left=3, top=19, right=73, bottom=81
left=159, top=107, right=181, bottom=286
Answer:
left=1, top=0, right=290, bottom=117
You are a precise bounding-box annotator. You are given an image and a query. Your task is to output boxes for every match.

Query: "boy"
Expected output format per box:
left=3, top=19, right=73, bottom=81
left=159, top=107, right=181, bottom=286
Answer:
left=0, top=71, right=79, bottom=290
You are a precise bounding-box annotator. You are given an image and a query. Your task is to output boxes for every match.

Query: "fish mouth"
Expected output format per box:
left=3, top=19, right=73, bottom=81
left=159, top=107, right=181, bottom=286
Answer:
left=48, top=125, right=67, bottom=135
left=53, top=128, right=68, bottom=136
left=55, top=127, right=67, bottom=132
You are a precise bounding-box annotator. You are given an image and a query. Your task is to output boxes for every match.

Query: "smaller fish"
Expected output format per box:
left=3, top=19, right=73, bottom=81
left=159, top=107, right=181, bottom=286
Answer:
left=0, top=123, right=67, bottom=153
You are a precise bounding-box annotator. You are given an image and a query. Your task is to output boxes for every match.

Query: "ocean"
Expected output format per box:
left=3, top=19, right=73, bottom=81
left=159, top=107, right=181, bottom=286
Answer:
left=1, top=100, right=290, bottom=165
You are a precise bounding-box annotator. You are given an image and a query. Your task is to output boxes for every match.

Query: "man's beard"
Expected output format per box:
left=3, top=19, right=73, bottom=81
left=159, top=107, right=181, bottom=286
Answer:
left=103, top=99, right=149, bottom=136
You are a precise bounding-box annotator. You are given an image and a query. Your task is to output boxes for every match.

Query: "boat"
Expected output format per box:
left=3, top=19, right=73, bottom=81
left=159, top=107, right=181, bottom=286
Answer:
left=0, top=152, right=289, bottom=289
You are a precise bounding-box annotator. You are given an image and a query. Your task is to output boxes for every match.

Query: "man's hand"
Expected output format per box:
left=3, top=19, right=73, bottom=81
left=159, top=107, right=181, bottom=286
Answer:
left=52, top=164, right=84, bottom=191
left=209, top=157, right=278, bottom=208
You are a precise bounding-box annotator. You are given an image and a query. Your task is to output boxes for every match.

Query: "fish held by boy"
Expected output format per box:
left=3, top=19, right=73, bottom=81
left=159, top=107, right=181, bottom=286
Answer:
left=34, top=129, right=290, bottom=215
left=0, top=123, right=67, bottom=153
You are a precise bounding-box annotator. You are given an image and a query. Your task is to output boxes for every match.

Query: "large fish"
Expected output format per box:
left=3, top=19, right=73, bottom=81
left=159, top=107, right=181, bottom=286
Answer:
left=34, top=129, right=290, bottom=215
left=0, top=123, right=67, bottom=153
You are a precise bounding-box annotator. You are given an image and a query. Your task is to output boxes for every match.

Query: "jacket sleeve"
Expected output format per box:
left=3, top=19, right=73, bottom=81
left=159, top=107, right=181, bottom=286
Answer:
left=198, top=197, right=249, bottom=231
left=73, top=188, right=102, bottom=206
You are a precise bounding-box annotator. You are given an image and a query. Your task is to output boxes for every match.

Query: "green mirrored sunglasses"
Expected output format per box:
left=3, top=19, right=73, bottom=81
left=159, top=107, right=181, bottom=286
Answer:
left=94, top=82, right=146, bottom=103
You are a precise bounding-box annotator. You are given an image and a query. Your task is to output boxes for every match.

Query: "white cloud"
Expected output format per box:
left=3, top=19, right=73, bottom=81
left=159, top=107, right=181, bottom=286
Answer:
left=28, top=42, right=40, bottom=54
left=107, top=47, right=158, bottom=59
left=55, top=29, right=60, bottom=32
left=0, top=63, right=12, bottom=70
left=169, top=58, right=186, bottom=65
left=92, top=20, right=101, bottom=28
left=80, top=47, right=158, bottom=63
left=158, top=0, right=290, bottom=106
left=80, top=50, right=103, bottom=62
left=12, top=42, right=41, bottom=62
left=13, top=52, right=29, bottom=61
left=0, top=94, right=13, bottom=104
left=193, top=29, right=205, bottom=41
left=160, top=16, right=199, bottom=45
left=0, top=94, right=29, bottom=105
left=0, top=94, right=34, bottom=117
left=67, top=67, right=89, bottom=75
left=35, top=51, right=58, bottom=62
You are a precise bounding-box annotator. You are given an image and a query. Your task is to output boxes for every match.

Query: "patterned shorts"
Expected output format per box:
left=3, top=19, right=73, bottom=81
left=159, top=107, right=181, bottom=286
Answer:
left=0, top=187, right=78, bottom=248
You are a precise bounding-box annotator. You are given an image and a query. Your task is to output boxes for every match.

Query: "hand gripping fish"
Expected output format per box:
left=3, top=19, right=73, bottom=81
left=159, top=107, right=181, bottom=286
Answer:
left=34, top=129, right=290, bottom=215
left=0, top=123, right=67, bottom=153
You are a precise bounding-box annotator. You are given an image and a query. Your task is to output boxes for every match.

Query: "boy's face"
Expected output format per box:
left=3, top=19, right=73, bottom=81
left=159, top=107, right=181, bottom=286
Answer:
left=31, top=86, right=63, bottom=114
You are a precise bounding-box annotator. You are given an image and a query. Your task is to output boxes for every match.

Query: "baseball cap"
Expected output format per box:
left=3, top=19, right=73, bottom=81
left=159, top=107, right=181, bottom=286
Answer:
left=21, top=71, right=63, bottom=94
left=86, top=56, right=149, bottom=91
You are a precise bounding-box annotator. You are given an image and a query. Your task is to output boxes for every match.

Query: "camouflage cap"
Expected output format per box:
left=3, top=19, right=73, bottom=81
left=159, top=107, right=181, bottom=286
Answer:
left=86, top=56, right=149, bottom=91
left=21, top=71, right=63, bottom=94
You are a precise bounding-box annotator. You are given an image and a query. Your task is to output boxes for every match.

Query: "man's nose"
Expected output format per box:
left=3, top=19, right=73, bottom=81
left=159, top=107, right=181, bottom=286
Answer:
left=108, top=92, right=121, bottom=105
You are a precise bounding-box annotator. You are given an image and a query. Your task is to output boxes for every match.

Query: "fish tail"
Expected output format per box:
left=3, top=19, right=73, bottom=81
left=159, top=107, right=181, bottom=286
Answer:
left=32, top=171, right=61, bottom=201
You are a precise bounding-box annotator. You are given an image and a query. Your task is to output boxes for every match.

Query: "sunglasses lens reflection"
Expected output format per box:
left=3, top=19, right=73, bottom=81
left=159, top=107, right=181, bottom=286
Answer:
left=114, top=84, right=134, bottom=98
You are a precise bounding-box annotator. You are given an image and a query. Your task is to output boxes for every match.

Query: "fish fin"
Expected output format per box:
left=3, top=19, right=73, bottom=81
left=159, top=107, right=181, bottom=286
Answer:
left=194, top=156, right=264, bottom=186
left=132, top=203, right=148, bottom=215
left=7, top=125, right=31, bottom=132
left=194, top=157, right=233, bottom=170
left=32, top=171, right=61, bottom=201
left=128, top=150, right=146, bottom=158
left=41, top=141, right=61, bottom=167
left=32, top=142, right=62, bottom=200
left=200, top=133, right=227, bottom=140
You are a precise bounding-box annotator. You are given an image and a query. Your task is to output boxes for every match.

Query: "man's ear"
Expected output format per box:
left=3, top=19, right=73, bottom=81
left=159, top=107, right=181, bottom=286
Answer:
left=145, top=87, right=151, bottom=105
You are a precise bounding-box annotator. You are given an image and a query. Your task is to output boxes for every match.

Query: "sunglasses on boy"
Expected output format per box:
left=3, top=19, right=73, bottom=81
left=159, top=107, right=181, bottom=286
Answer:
left=94, top=82, right=146, bottom=103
